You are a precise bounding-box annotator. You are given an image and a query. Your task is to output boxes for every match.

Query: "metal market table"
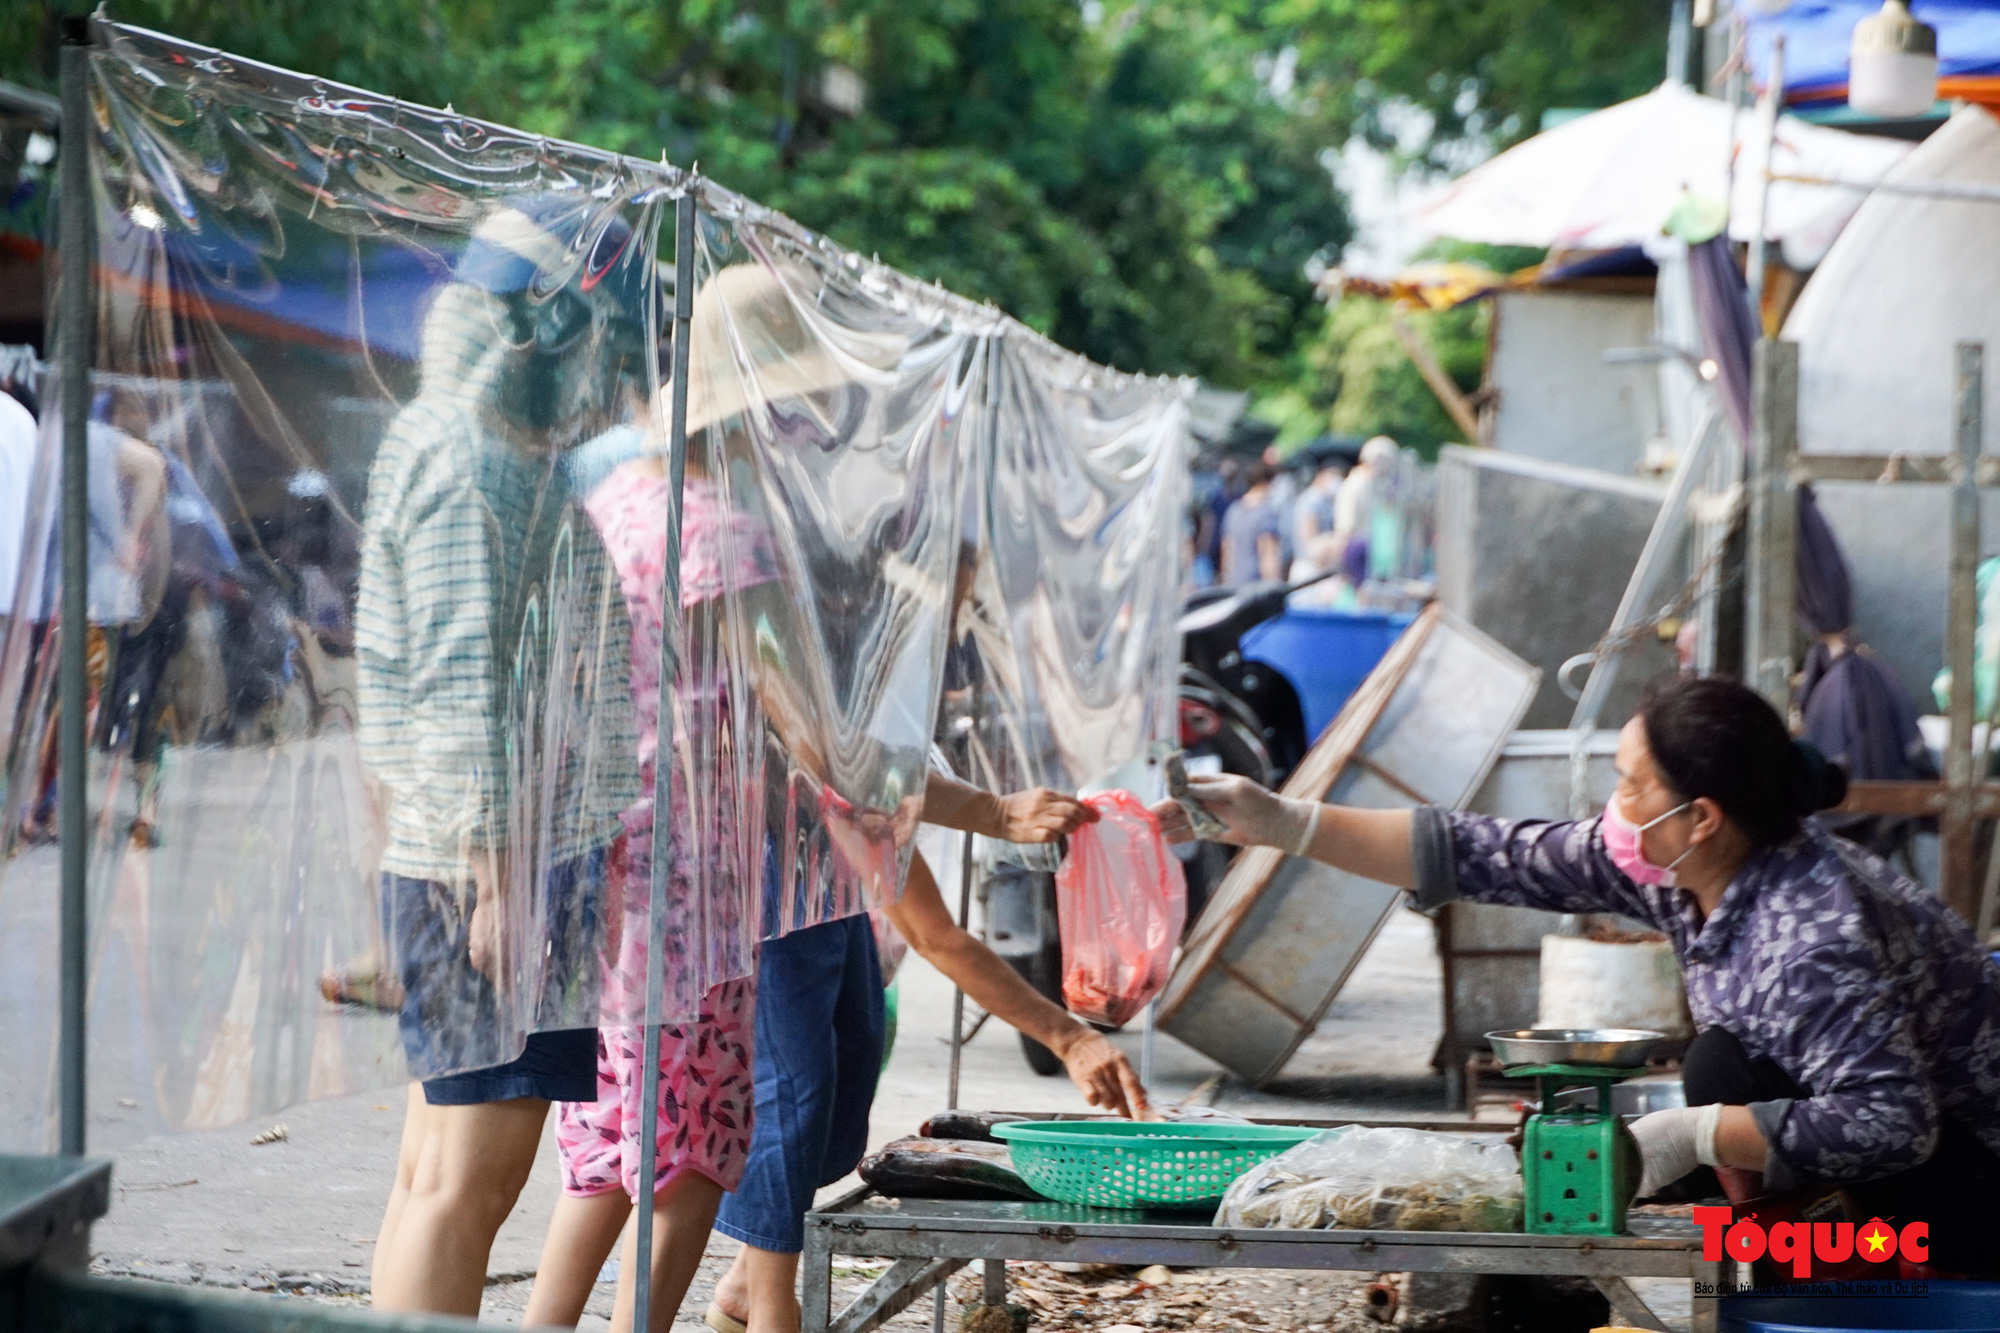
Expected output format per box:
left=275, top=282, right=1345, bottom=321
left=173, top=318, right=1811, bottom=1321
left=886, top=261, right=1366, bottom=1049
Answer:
left=803, top=1190, right=1721, bottom=1333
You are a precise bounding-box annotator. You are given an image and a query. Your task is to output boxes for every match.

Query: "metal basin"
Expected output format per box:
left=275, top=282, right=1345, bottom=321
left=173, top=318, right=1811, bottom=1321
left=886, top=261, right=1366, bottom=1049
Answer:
left=1484, top=1028, right=1664, bottom=1069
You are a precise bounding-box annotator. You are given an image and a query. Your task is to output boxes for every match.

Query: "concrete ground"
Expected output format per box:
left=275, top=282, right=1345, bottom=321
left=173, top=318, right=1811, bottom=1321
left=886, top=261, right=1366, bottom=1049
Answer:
left=78, top=905, right=1691, bottom=1331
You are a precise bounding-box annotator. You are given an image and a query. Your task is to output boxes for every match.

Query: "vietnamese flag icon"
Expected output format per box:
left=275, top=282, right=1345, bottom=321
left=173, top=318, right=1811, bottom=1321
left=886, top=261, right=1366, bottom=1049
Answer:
left=1857, top=1219, right=1897, bottom=1263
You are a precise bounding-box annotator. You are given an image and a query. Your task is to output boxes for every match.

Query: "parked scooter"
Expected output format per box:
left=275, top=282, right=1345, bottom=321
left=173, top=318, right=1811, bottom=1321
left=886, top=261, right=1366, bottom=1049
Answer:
left=990, top=568, right=1335, bottom=1075
left=1179, top=567, right=1339, bottom=785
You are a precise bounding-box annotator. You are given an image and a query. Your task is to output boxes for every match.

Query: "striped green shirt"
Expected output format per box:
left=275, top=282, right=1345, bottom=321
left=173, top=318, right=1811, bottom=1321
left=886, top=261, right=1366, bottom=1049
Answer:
left=355, top=390, right=639, bottom=883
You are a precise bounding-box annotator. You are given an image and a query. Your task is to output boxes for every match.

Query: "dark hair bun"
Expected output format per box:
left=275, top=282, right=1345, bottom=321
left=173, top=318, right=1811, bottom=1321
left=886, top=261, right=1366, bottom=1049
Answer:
left=1790, top=740, right=1849, bottom=815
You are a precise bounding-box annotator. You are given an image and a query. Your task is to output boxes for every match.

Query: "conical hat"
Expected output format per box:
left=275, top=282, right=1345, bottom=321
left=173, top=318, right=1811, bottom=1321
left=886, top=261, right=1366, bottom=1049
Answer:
left=682, top=261, right=908, bottom=434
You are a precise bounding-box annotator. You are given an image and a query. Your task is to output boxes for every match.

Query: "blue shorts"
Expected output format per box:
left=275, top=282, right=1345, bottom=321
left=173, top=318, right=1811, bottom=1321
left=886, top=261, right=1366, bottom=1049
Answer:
left=714, top=914, right=884, bottom=1253
left=381, top=850, right=604, bottom=1104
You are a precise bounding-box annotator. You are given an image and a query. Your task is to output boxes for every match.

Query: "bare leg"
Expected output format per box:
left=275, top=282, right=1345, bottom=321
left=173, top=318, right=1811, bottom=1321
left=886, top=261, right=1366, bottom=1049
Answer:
left=370, top=1094, right=550, bottom=1316
left=370, top=1083, right=426, bottom=1294
left=521, top=1190, right=632, bottom=1329
left=713, top=1244, right=802, bottom=1333
left=606, top=1171, right=728, bottom=1333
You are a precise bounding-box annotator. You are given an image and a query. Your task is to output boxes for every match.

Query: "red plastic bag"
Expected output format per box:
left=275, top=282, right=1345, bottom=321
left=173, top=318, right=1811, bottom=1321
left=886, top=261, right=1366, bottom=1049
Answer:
left=1055, top=790, right=1188, bottom=1027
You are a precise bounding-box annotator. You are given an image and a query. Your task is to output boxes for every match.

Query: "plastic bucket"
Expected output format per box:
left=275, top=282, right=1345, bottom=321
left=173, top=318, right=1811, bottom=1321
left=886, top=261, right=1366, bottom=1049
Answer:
left=1720, top=1282, right=2000, bottom=1332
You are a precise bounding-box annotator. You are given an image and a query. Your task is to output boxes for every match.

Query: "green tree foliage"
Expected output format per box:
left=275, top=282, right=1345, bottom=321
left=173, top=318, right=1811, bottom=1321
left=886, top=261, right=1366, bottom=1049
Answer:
left=5, top=0, right=1674, bottom=409
left=1316, top=296, right=1487, bottom=459
left=3, top=0, right=1352, bottom=387
left=1284, top=0, right=1675, bottom=161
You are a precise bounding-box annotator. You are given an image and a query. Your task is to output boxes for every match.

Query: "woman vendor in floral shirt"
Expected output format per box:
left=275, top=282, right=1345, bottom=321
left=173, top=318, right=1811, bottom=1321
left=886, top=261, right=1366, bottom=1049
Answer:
left=1157, top=674, right=2000, bottom=1277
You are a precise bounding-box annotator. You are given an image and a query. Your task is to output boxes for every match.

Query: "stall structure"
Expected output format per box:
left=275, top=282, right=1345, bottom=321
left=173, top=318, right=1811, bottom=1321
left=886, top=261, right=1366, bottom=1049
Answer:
left=1717, top=106, right=2000, bottom=929
left=801, top=1178, right=1720, bottom=1333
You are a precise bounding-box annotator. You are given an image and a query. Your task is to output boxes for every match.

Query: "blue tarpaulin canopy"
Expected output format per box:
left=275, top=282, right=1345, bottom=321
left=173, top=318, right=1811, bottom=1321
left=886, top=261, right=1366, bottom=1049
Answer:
left=1745, top=1, right=2000, bottom=111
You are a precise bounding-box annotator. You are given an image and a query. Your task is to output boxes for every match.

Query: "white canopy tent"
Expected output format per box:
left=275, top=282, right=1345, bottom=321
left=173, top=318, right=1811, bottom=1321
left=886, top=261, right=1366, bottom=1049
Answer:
left=1418, top=81, right=1911, bottom=268
left=1784, top=105, right=2000, bottom=459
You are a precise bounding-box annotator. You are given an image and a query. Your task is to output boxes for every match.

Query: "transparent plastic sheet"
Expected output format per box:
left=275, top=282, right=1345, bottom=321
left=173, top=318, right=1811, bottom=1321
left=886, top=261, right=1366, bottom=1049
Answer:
left=957, top=336, right=1190, bottom=815
left=0, top=23, right=710, bottom=1146
left=1214, top=1127, right=1524, bottom=1233
left=0, top=22, right=1190, bottom=1148
left=677, top=192, right=986, bottom=952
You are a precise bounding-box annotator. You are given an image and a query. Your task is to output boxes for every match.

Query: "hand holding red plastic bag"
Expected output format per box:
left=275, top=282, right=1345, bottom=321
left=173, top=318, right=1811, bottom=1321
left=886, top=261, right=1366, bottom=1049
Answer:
left=1056, top=790, right=1188, bottom=1027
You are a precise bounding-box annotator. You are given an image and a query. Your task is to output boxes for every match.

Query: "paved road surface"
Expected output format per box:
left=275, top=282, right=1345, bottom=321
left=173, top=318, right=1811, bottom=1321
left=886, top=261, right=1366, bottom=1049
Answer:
left=77, top=905, right=1452, bottom=1325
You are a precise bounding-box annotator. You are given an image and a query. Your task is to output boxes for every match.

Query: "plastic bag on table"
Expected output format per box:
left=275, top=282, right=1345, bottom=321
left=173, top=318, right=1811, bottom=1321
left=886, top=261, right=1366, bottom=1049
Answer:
left=1215, top=1127, right=1523, bottom=1233
left=1054, top=789, right=1186, bottom=1026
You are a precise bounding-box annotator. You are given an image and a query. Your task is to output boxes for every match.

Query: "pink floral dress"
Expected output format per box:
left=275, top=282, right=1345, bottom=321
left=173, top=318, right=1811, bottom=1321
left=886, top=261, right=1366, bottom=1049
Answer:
left=557, top=468, right=779, bottom=1198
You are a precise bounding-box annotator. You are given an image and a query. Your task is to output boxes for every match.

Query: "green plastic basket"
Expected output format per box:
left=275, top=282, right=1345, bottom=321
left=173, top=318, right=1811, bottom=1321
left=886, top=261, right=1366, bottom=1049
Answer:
left=990, top=1121, right=1324, bottom=1209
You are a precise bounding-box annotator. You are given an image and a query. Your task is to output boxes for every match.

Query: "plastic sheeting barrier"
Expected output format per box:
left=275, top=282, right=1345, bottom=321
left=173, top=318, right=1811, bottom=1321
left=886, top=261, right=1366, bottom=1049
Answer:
left=958, top=336, right=1188, bottom=804
left=0, top=23, right=677, bottom=1142
left=0, top=19, right=1189, bottom=1150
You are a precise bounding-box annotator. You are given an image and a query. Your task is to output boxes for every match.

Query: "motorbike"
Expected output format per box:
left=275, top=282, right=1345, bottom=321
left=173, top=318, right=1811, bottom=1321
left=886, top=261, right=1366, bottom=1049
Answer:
left=990, top=568, right=1333, bottom=1075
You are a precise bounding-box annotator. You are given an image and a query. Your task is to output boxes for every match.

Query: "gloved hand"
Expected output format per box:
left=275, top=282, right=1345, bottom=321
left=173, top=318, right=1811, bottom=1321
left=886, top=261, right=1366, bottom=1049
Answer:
left=1629, top=1103, right=1723, bottom=1199
left=1150, top=773, right=1321, bottom=855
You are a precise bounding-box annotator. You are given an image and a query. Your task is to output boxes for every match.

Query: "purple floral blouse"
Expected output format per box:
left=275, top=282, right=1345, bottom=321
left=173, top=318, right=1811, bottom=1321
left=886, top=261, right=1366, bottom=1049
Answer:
left=1412, top=807, right=2000, bottom=1190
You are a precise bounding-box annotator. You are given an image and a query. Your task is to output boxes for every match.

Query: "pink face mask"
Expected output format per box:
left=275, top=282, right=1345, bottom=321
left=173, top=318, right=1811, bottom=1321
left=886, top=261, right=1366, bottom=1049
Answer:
left=1602, top=793, right=1694, bottom=886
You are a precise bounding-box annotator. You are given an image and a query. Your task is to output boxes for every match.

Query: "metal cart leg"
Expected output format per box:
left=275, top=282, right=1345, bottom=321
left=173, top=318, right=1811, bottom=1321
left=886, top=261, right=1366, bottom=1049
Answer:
left=983, top=1258, right=1006, bottom=1307
left=802, top=1226, right=835, bottom=1333
left=1590, top=1276, right=1669, bottom=1332
left=1689, top=1258, right=1725, bottom=1333
left=832, top=1258, right=966, bottom=1333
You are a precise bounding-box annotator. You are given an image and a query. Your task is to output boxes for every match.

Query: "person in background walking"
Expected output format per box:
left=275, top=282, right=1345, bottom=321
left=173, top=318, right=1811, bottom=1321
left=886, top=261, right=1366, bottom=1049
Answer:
left=1289, top=456, right=1345, bottom=583
left=1260, top=444, right=1298, bottom=574
left=1218, top=460, right=1284, bottom=585
left=1330, top=435, right=1398, bottom=591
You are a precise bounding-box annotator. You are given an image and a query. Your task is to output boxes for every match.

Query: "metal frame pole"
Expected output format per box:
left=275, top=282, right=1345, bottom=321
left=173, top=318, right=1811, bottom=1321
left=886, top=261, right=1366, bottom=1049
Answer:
left=1745, top=340, right=1798, bottom=714
left=1745, top=35, right=1784, bottom=320
left=1667, top=0, right=1693, bottom=88
left=946, top=821, right=973, bottom=1112
left=633, top=186, right=697, bottom=1333
left=57, top=16, right=94, bottom=1160
left=1942, top=343, right=1985, bottom=923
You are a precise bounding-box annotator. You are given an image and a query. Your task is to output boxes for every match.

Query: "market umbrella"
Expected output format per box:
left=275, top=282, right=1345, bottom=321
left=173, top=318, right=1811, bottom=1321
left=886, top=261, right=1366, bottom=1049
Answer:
left=1781, top=106, right=2000, bottom=459
left=1418, top=81, right=1910, bottom=268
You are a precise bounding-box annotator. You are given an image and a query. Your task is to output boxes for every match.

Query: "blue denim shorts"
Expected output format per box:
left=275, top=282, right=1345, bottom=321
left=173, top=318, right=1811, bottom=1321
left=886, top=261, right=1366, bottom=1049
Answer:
left=714, top=914, right=884, bottom=1253
left=381, top=850, right=604, bottom=1104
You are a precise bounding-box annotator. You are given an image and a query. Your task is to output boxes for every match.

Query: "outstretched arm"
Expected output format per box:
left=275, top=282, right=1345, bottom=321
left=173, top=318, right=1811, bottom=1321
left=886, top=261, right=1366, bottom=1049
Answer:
left=1153, top=773, right=1415, bottom=884
left=886, top=852, right=1147, bottom=1118
left=921, top=770, right=1097, bottom=843
left=1153, top=773, right=1655, bottom=920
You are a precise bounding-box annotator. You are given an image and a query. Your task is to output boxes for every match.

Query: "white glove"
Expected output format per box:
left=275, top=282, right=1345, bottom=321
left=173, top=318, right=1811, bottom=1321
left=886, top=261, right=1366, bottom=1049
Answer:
left=1180, top=773, right=1322, bottom=856
left=1629, top=1103, right=1723, bottom=1199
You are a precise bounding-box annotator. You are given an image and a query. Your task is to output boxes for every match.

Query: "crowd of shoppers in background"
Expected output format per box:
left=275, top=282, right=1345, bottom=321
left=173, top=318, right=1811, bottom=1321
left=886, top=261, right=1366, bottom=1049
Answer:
left=1197, top=433, right=1409, bottom=605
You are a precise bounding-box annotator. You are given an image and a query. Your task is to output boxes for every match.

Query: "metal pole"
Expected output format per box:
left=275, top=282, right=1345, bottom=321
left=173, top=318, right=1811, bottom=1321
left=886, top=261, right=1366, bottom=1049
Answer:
left=632, top=186, right=697, bottom=1333
left=945, top=823, right=973, bottom=1112
left=57, top=17, right=93, bottom=1161
left=1140, top=999, right=1155, bottom=1090
left=1667, top=0, right=1693, bottom=88
left=1943, top=342, right=1985, bottom=924
left=1745, top=35, right=1784, bottom=320
left=1567, top=405, right=1723, bottom=732
left=1744, top=340, right=1798, bottom=715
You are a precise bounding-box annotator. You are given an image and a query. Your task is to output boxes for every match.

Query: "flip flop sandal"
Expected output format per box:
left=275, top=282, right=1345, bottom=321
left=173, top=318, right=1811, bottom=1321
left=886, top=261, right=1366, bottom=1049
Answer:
left=705, top=1304, right=749, bottom=1333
